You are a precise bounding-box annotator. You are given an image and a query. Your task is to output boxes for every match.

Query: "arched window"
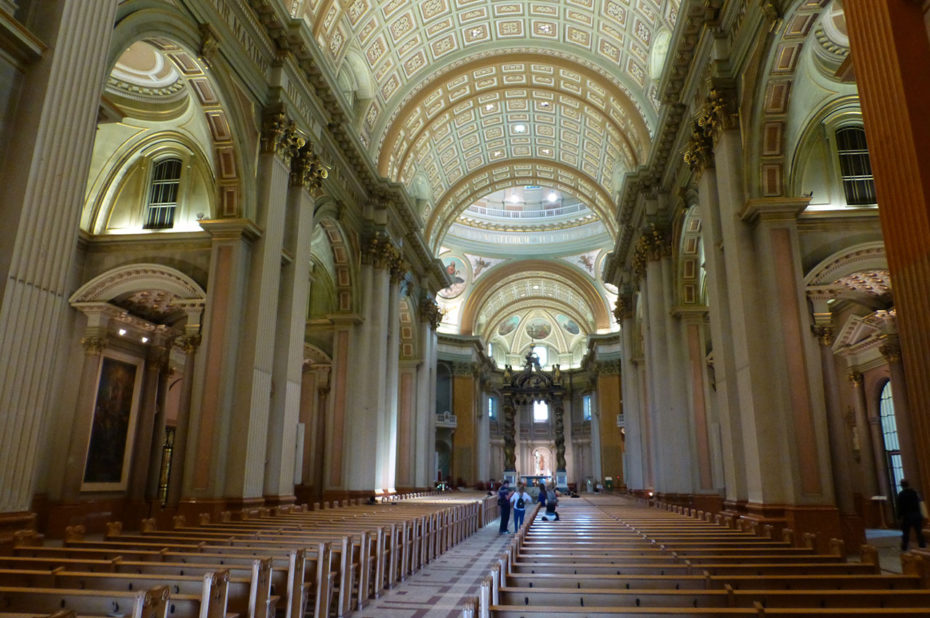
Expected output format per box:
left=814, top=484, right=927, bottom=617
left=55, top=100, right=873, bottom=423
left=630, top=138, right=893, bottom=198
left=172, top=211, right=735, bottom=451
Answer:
left=144, top=158, right=182, bottom=229
left=879, top=381, right=904, bottom=495
left=488, top=396, right=497, bottom=420
left=533, top=400, right=549, bottom=422
left=835, top=127, right=875, bottom=205
left=583, top=394, right=592, bottom=421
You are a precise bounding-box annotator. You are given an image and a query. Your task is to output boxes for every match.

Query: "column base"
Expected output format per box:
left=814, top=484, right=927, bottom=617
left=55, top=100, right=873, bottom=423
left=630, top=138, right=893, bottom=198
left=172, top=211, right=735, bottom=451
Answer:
left=741, top=502, right=844, bottom=553
left=502, top=470, right=517, bottom=485
left=262, top=494, right=297, bottom=508
left=0, top=511, right=37, bottom=551
left=44, top=497, right=136, bottom=538
left=555, top=470, right=568, bottom=492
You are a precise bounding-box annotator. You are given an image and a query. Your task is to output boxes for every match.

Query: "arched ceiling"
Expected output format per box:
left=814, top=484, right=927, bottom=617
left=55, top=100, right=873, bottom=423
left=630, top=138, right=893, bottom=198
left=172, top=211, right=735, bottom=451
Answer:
left=290, top=0, right=680, bottom=361
left=293, top=0, right=677, bottom=230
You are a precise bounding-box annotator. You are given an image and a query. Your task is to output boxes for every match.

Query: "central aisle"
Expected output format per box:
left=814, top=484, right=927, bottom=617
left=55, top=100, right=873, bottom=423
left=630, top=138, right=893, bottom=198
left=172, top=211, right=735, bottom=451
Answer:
left=358, top=507, right=513, bottom=617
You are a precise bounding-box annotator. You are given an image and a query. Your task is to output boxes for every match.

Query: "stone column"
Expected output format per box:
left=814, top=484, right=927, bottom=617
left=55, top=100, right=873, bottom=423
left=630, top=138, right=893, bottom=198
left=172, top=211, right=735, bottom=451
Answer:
left=844, top=1, right=930, bottom=500
left=595, top=361, right=624, bottom=487
left=848, top=371, right=882, bottom=498
left=396, top=360, right=418, bottom=490
left=133, top=334, right=172, bottom=507
left=617, top=294, right=644, bottom=490
left=692, top=153, right=745, bottom=507
left=414, top=298, right=440, bottom=488
left=0, top=0, right=117, bottom=527
left=451, top=362, right=477, bottom=486
left=813, top=325, right=863, bottom=545
left=880, top=335, right=922, bottom=489
left=679, top=309, right=714, bottom=493
left=377, top=261, right=404, bottom=493
left=224, top=113, right=299, bottom=503
left=165, top=331, right=201, bottom=508
left=344, top=235, right=393, bottom=493
left=639, top=227, right=692, bottom=496
left=184, top=219, right=258, bottom=506
left=263, top=142, right=321, bottom=503
left=324, top=321, right=354, bottom=494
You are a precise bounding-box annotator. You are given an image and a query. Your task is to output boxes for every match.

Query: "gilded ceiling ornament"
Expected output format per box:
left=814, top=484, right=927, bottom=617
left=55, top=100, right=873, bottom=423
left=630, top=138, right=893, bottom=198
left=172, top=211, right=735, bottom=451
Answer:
left=847, top=371, right=863, bottom=386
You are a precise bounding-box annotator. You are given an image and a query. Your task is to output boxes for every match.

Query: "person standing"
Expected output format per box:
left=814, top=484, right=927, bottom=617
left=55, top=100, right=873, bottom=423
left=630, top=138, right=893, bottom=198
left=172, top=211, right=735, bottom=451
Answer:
left=897, top=479, right=927, bottom=550
left=510, top=482, right=532, bottom=531
left=498, top=480, right=512, bottom=534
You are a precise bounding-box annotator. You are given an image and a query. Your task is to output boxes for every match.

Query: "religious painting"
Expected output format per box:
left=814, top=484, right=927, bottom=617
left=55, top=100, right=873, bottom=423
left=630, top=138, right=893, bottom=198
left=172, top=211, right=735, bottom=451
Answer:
left=525, top=317, right=552, bottom=339
left=81, top=352, right=144, bottom=491
left=556, top=313, right=581, bottom=335
left=438, top=255, right=467, bottom=299
left=497, top=314, right=520, bottom=336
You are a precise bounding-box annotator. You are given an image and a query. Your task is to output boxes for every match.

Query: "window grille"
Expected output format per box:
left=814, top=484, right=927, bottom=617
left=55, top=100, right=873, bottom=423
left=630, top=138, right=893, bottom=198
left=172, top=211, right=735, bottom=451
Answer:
left=836, top=127, right=876, bottom=205
left=144, top=158, right=182, bottom=229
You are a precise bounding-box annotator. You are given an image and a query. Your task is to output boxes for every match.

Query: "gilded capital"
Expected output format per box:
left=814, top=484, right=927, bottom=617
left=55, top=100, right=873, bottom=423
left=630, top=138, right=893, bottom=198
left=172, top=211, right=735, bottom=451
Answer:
left=261, top=112, right=303, bottom=163
left=419, top=297, right=443, bottom=329
left=683, top=118, right=714, bottom=175
left=80, top=336, right=108, bottom=356
left=175, top=333, right=202, bottom=355
left=847, top=370, right=863, bottom=386
left=613, top=293, right=633, bottom=323
left=811, top=325, right=834, bottom=347
left=365, top=233, right=400, bottom=270
left=879, top=336, right=902, bottom=363
left=290, top=141, right=329, bottom=193
left=390, top=254, right=409, bottom=283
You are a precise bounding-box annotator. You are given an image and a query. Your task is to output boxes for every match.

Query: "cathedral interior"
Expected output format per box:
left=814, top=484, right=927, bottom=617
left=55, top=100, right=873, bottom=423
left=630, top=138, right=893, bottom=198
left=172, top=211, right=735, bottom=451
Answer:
left=3, top=0, right=930, bottom=606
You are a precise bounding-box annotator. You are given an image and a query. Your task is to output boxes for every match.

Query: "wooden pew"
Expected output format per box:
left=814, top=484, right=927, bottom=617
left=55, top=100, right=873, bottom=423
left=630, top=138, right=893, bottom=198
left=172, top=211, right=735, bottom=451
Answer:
left=0, top=585, right=169, bottom=618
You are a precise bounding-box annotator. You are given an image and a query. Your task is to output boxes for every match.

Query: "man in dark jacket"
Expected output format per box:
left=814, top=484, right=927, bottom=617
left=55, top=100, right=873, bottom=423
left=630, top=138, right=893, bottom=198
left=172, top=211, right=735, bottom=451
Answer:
left=498, top=480, right=512, bottom=534
left=897, top=479, right=926, bottom=550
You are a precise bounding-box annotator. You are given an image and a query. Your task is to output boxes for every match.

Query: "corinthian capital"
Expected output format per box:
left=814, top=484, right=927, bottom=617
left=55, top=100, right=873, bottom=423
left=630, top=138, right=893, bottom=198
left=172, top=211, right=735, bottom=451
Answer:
left=419, top=296, right=443, bottom=330
left=290, top=141, right=329, bottom=193
left=261, top=112, right=304, bottom=164
left=80, top=336, right=108, bottom=356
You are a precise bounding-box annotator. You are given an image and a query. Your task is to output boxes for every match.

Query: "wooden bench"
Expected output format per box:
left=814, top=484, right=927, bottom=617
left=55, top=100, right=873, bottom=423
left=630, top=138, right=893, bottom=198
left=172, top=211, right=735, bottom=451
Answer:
left=0, top=585, right=169, bottom=618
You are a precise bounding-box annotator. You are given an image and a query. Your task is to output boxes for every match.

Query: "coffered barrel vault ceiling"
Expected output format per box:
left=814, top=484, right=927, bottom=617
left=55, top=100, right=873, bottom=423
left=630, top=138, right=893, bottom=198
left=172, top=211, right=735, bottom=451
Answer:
left=293, top=0, right=677, bottom=231
left=289, top=0, right=679, bottom=360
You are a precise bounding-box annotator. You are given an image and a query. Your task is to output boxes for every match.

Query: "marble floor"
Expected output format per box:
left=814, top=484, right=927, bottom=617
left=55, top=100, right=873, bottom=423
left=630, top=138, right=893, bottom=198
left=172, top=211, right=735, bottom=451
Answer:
left=357, top=511, right=518, bottom=617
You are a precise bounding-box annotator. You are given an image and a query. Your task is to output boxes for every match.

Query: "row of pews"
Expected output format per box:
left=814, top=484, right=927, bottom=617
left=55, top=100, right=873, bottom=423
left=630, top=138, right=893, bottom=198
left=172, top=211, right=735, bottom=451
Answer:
left=469, top=495, right=930, bottom=616
left=0, top=492, right=497, bottom=618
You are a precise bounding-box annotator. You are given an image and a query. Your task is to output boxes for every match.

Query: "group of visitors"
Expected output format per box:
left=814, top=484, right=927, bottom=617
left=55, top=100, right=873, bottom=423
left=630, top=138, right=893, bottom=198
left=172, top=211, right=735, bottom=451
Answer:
left=497, top=480, right=560, bottom=534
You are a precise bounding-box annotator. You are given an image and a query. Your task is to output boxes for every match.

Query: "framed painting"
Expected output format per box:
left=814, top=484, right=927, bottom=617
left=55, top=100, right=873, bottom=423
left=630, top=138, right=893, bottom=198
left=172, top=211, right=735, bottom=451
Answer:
left=81, top=350, right=144, bottom=492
